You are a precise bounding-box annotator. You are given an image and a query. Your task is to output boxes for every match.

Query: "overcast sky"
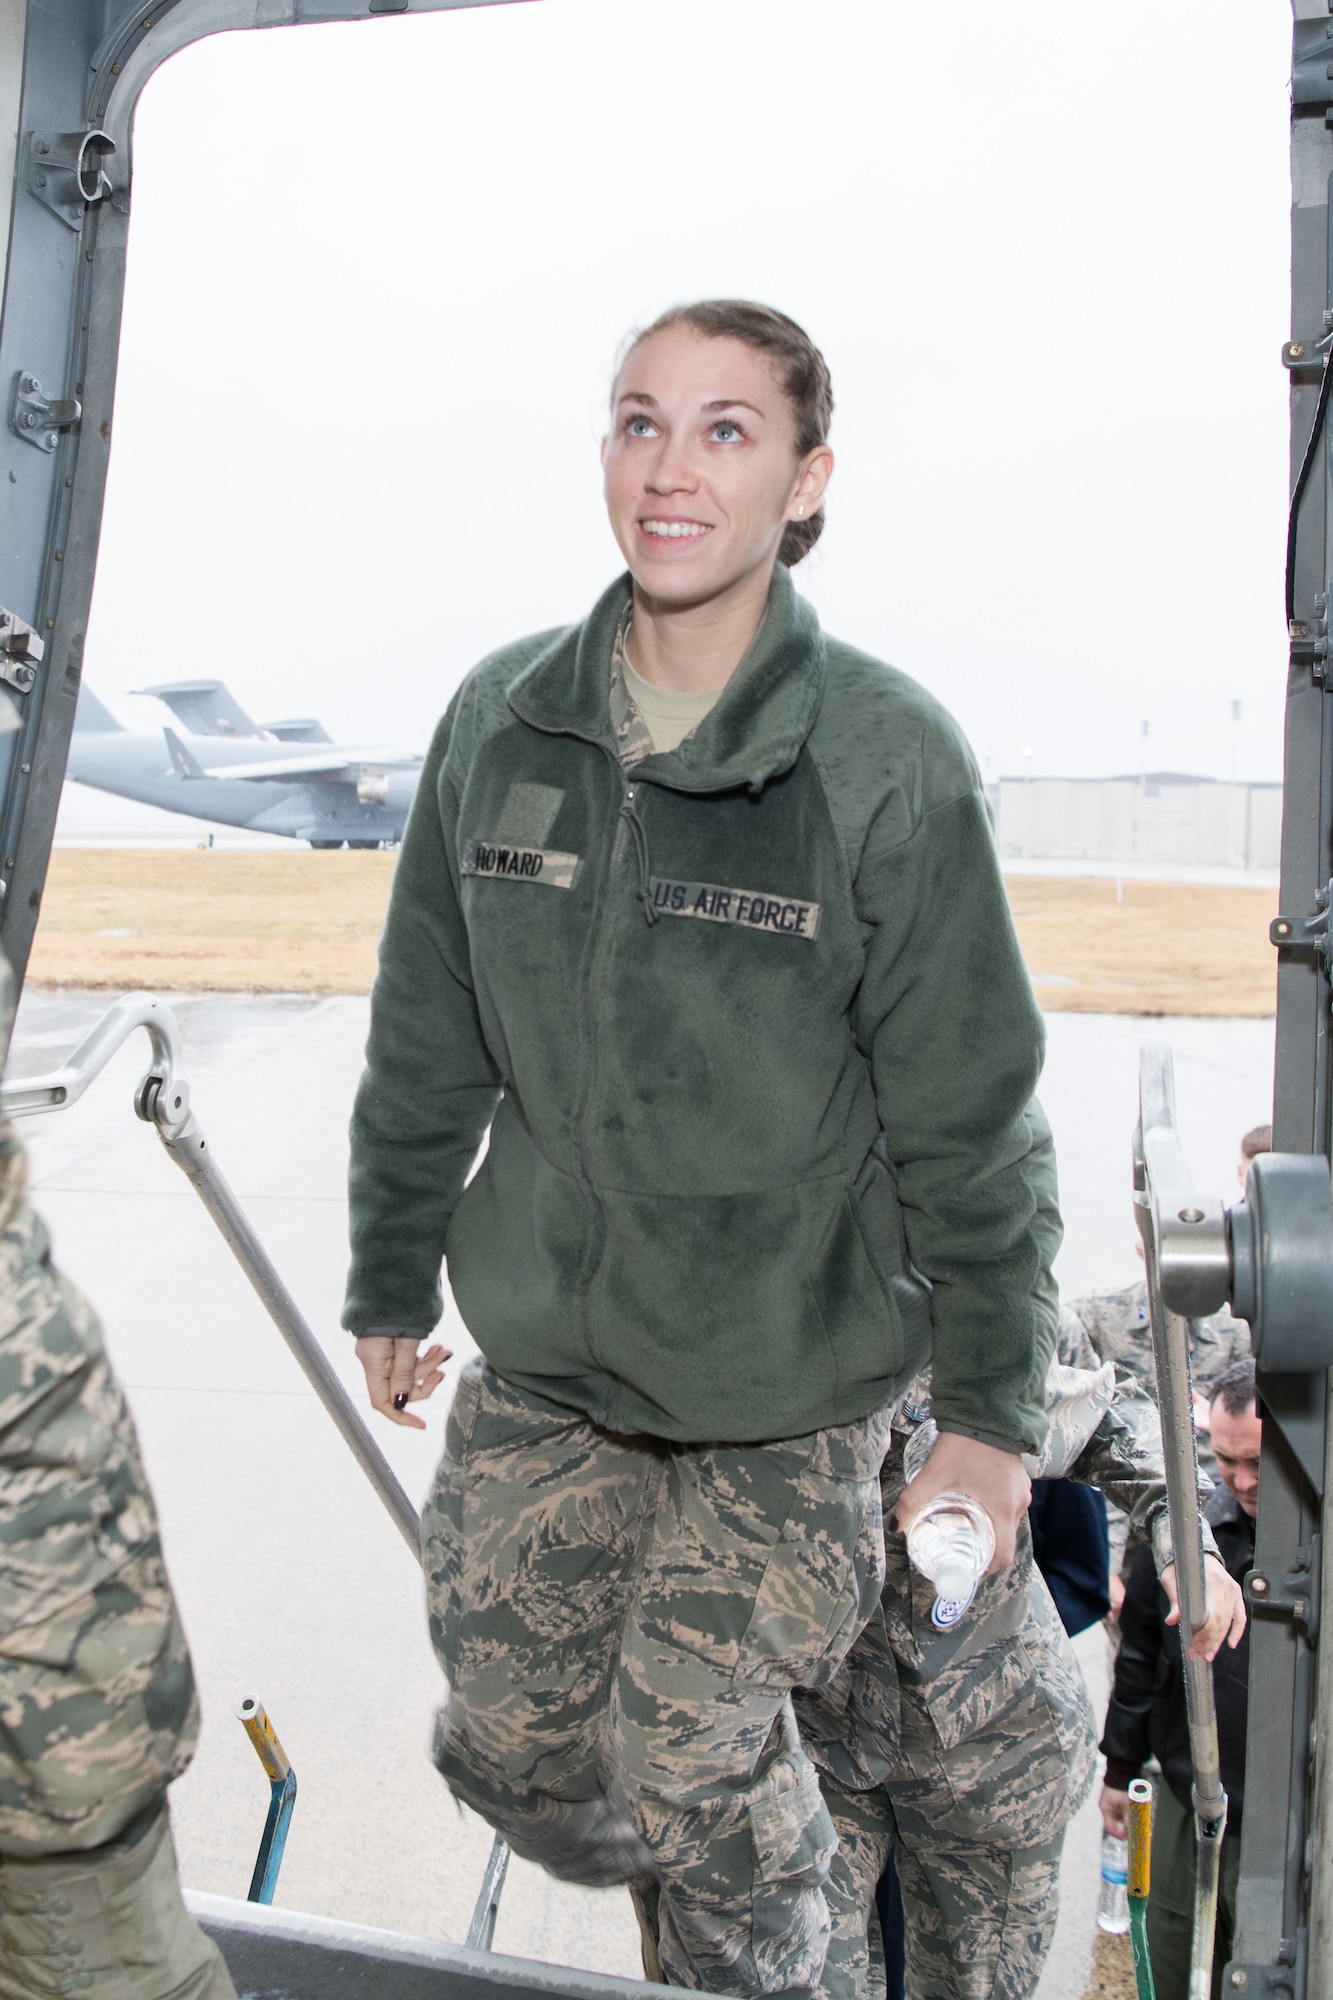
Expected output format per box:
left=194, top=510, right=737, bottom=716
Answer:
left=79, top=0, right=1293, bottom=787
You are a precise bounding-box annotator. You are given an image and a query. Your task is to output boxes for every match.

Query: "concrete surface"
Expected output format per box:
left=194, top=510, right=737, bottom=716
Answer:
left=5, top=988, right=1275, bottom=1987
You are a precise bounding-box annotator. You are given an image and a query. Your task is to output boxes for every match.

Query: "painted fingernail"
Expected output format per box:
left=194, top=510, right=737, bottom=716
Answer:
left=393, top=1391, right=409, bottom=1410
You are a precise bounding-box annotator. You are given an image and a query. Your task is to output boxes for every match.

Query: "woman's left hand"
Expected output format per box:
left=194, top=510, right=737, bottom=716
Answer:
left=893, top=1430, right=1032, bottom=1573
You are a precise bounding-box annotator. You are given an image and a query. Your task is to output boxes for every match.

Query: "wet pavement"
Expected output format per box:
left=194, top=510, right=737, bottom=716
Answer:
left=6, top=986, right=1275, bottom=1989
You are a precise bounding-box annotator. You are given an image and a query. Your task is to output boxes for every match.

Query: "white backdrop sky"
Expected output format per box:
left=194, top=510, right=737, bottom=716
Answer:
left=82, top=0, right=1294, bottom=784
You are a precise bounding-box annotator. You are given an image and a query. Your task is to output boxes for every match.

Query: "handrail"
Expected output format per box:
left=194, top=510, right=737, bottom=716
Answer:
left=2, top=993, right=419, bottom=1554
left=1133, top=1042, right=1227, bottom=1999
left=0, top=990, right=186, bottom=1121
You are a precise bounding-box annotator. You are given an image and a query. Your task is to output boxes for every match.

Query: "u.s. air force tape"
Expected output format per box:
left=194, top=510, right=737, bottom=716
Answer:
left=648, top=878, right=821, bottom=939
left=461, top=839, right=581, bottom=889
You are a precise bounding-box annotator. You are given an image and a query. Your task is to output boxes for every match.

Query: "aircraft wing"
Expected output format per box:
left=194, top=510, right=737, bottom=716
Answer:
left=206, top=749, right=424, bottom=781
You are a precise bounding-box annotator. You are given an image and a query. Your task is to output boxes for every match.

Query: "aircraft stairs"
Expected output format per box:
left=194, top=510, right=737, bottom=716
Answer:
left=1, top=995, right=658, bottom=2000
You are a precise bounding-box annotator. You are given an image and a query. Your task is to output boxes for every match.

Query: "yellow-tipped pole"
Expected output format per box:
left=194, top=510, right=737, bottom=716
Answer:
left=1127, top=1778, right=1156, bottom=2000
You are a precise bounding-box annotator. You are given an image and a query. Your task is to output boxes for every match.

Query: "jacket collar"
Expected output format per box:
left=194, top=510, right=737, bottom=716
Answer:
left=506, top=568, right=827, bottom=795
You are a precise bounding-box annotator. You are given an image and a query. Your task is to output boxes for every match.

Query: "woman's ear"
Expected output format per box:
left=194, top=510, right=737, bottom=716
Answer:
left=789, top=443, right=834, bottom=521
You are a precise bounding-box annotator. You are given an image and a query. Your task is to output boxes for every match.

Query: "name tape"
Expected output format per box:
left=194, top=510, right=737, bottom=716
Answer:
left=648, top=877, right=821, bottom=939
left=462, top=839, right=581, bottom=890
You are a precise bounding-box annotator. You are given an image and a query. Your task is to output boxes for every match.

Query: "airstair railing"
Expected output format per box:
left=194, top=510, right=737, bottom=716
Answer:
left=0, top=990, right=419, bottom=1555
left=0, top=992, right=515, bottom=1945
left=1134, top=1045, right=1230, bottom=1998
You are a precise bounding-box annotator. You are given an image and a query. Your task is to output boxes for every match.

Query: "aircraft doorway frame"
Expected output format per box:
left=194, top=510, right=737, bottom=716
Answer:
left=6, top=4, right=1333, bottom=1994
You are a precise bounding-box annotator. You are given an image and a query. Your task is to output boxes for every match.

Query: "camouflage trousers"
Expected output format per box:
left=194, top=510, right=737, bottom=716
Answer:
left=0, top=1169, right=199, bottom=1858
left=422, top=1359, right=894, bottom=1996
left=795, top=1446, right=1098, bottom=2000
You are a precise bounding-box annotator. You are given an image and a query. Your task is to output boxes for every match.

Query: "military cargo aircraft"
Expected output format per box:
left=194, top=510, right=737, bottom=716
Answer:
left=66, top=679, right=423, bottom=846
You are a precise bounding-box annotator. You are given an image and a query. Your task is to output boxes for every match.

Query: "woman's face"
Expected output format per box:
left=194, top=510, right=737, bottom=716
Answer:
left=602, top=327, right=831, bottom=609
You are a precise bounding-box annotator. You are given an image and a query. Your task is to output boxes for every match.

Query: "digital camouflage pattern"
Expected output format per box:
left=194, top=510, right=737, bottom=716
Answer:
left=422, top=1358, right=893, bottom=1995
left=796, top=1322, right=1220, bottom=2000
left=1063, top=1278, right=1251, bottom=1459
left=816, top=1769, right=1063, bottom=2000
left=795, top=1436, right=1096, bottom=2000
left=1062, top=1280, right=1241, bottom=1568
left=0, top=1117, right=199, bottom=1858
left=608, top=611, right=661, bottom=770
left=0, top=1804, right=235, bottom=2000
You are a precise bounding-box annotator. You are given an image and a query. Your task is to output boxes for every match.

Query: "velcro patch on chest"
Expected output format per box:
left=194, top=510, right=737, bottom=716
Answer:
left=648, top=877, right=821, bottom=939
left=462, top=839, right=581, bottom=890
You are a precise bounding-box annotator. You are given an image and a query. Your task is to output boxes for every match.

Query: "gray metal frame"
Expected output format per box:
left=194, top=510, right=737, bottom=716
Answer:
left=1227, top=7, right=1333, bottom=1991
left=186, top=1893, right=661, bottom=2000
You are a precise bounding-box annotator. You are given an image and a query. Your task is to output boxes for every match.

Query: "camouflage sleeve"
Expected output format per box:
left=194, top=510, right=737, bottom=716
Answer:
left=1025, top=1099, right=1063, bottom=1389
left=1054, top=1305, right=1099, bottom=1372
left=1065, top=1365, right=1218, bottom=1577
left=0, top=1119, right=199, bottom=1858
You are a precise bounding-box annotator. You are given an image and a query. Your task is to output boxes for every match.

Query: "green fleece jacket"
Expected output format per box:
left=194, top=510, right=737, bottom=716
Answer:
left=343, top=569, right=1050, bottom=1452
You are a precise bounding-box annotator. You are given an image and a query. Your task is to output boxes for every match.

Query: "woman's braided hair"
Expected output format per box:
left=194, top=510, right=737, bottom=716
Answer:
left=622, top=300, right=834, bottom=567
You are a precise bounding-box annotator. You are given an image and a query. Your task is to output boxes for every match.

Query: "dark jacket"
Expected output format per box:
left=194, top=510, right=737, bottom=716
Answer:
left=342, top=568, right=1049, bottom=1449
left=1101, top=1484, right=1253, bottom=1819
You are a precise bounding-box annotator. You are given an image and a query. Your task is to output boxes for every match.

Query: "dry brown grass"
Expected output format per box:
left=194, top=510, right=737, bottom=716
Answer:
left=1006, top=874, right=1277, bottom=1016
left=28, top=849, right=395, bottom=993
left=25, top=851, right=1278, bottom=1016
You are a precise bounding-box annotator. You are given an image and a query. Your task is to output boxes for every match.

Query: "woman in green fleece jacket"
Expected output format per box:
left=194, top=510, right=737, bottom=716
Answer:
left=343, top=301, right=1050, bottom=1996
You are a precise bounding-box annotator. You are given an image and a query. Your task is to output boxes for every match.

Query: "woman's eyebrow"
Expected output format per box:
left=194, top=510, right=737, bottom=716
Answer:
left=702, top=397, right=766, bottom=416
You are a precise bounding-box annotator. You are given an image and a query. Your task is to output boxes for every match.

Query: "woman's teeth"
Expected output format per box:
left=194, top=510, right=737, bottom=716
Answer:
left=642, top=520, right=710, bottom=539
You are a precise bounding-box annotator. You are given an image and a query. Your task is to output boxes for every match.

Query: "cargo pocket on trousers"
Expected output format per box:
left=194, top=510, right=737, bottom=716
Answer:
left=737, top=1472, right=884, bottom=1689
left=749, top=1766, right=837, bottom=1993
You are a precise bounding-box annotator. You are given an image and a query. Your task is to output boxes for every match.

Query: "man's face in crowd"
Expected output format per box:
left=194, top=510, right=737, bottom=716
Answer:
left=1211, top=1398, right=1262, bottom=1518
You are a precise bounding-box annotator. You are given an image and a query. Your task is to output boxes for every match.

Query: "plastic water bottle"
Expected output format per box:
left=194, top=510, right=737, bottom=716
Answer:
left=900, top=1419, right=996, bottom=1629
left=1097, top=1831, right=1130, bottom=1934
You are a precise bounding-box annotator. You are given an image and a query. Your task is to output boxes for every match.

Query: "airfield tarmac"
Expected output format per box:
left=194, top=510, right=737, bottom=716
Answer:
left=6, top=986, right=1275, bottom=1994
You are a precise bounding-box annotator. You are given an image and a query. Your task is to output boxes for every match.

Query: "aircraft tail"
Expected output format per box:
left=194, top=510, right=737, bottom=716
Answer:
left=74, top=685, right=124, bottom=732
left=134, top=679, right=258, bottom=737
left=163, top=726, right=209, bottom=780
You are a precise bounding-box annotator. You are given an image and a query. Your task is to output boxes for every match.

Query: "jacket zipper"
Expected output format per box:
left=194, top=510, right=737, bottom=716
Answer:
left=575, top=760, right=639, bottom=1358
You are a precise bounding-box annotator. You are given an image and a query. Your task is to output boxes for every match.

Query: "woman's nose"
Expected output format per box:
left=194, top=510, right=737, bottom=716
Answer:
left=645, top=442, right=696, bottom=494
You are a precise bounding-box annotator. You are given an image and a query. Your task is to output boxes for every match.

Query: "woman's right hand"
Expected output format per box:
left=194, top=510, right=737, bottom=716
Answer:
left=355, top=1336, right=451, bottom=1429
left=1099, top=1785, right=1131, bottom=1841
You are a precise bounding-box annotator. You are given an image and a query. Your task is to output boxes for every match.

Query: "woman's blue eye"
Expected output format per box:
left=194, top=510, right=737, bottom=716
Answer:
left=627, top=416, right=656, bottom=437
left=711, top=421, right=743, bottom=443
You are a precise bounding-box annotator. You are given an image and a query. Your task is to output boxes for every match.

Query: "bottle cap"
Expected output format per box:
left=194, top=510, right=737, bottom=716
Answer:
left=930, top=1558, right=980, bottom=1628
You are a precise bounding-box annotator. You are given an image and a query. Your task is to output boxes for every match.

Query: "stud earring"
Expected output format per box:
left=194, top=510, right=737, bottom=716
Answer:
left=797, top=505, right=804, bottom=518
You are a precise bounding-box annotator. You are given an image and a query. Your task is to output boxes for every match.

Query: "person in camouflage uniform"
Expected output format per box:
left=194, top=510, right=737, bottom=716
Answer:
left=791, top=1119, right=1246, bottom=2000
left=349, top=306, right=1055, bottom=1998
left=0, top=954, right=234, bottom=1998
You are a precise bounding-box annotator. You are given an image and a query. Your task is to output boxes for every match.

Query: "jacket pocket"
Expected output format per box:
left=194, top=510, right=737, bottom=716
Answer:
left=846, top=1148, right=933, bottom=1383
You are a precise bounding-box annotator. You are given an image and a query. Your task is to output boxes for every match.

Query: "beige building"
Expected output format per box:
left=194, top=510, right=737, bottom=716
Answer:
left=990, top=773, right=1281, bottom=871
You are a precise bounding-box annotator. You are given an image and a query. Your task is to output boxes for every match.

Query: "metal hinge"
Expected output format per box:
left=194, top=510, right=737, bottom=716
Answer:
left=22, top=130, right=114, bottom=231
left=1289, top=612, right=1328, bottom=678
left=1294, top=18, right=1333, bottom=113
left=1272, top=884, right=1333, bottom=972
left=9, top=371, right=81, bottom=453
left=1282, top=328, right=1333, bottom=384
left=1246, top=1537, right=1321, bottom=1641
left=0, top=608, right=45, bottom=695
